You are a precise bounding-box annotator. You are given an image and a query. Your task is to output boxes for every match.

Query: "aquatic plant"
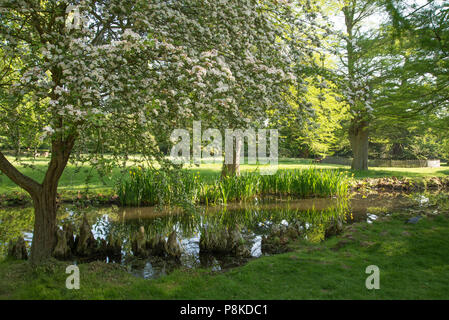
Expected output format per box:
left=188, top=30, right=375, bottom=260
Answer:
left=116, top=167, right=350, bottom=207
left=116, top=168, right=201, bottom=207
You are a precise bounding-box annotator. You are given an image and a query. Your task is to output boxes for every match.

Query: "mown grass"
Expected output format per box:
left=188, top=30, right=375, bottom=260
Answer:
left=0, top=156, right=447, bottom=203
left=116, top=167, right=350, bottom=206
left=1, top=211, right=448, bottom=299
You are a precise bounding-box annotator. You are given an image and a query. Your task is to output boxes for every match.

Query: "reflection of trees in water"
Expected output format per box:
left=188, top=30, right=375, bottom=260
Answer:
left=114, top=199, right=351, bottom=255
left=0, top=199, right=351, bottom=259
left=0, top=207, right=34, bottom=257
left=3, top=191, right=449, bottom=266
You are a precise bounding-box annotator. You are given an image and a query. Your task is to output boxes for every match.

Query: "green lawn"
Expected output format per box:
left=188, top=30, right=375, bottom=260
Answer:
left=1, top=211, right=448, bottom=299
left=1, top=156, right=448, bottom=197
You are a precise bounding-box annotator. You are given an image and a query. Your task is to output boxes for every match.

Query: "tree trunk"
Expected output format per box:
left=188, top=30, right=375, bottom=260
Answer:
left=30, top=136, right=76, bottom=264
left=302, top=147, right=310, bottom=159
left=221, top=137, right=242, bottom=177
left=349, top=121, right=369, bottom=170
left=30, top=187, right=58, bottom=263
left=0, top=134, right=76, bottom=264
left=391, top=143, right=403, bottom=159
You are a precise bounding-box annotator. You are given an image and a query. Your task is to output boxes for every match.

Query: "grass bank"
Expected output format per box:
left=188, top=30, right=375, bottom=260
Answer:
left=1, top=211, right=448, bottom=299
left=0, top=157, right=447, bottom=205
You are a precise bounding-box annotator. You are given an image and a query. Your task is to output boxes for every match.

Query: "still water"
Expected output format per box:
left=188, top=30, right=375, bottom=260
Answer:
left=1, top=192, right=447, bottom=279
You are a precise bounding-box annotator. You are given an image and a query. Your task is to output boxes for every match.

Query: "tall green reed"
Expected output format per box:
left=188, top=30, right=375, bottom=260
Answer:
left=117, top=167, right=350, bottom=207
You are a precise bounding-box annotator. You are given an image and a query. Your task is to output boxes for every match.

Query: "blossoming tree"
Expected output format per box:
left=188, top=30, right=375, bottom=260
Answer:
left=0, top=0, right=319, bottom=263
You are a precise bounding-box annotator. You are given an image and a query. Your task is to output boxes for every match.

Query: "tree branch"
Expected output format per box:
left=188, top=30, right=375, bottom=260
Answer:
left=0, top=151, right=42, bottom=195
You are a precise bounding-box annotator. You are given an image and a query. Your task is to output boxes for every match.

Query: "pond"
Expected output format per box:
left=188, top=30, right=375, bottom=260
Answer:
left=1, top=192, right=448, bottom=279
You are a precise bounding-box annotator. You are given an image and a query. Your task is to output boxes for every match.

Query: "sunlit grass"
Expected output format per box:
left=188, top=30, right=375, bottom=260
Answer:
left=0, top=156, right=447, bottom=198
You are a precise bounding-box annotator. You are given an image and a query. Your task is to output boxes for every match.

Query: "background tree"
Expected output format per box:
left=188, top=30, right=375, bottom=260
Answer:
left=278, top=55, right=350, bottom=159
left=361, top=0, right=449, bottom=161
left=378, top=0, right=449, bottom=143
left=333, top=0, right=386, bottom=170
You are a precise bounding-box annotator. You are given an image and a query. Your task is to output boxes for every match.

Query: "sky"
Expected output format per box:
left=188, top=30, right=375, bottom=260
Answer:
left=330, top=0, right=435, bottom=33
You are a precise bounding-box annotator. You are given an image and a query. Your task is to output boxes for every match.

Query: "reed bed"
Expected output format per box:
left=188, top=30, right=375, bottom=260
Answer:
left=117, top=167, right=350, bottom=207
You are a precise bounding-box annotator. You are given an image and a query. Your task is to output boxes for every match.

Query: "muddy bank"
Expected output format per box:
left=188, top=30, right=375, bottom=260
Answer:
left=351, top=177, right=449, bottom=192
left=0, top=191, right=119, bottom=208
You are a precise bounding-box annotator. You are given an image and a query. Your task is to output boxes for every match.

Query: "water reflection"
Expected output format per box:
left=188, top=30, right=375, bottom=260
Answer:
left=0, top=207, right=34, bottom=257
left=1, top=192, right=448, bottom=279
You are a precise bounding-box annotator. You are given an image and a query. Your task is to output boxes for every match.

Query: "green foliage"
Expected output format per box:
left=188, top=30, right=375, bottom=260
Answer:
left=371, top=118, right=449, bottom=160
left=370, top=0, right=449, bottom=161
left=278, top=77, right=350, bottom=158
left=116, top=167, right=350, bottom=207
left=405, top=130, right=449, bottom=160
left=116, top=167, right=202, bottom=208
left=258, top=168, right=349, bottom=198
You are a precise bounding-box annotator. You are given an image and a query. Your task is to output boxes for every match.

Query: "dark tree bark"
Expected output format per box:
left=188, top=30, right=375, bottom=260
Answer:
left=0, top=134, right=76, bottom=264
left=221, top=137, right=242, bottom=177
left=391, top=142, right=404, bottom=159
left=349, top=120, right=369, bottom=170
left=31, top=188, right=58, bottom=262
